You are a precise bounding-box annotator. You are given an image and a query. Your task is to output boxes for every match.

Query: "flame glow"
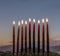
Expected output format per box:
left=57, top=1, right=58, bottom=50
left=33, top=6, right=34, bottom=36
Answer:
left=13, top=21, right=15, bottom=25
left=29, top=18, right=31, bottom=22
left=42, top=19, right=44, bottom=23
left=46, top=18, right=48, bottom=22
left=33, top=19, right=35, bottom=22
left=38, top=20, right=40, bottom=24
left=21, top=20, right=23, bottom=24
left=18, top=21, right=20, bottom=26
left=25, top=21, right=27, bottom=24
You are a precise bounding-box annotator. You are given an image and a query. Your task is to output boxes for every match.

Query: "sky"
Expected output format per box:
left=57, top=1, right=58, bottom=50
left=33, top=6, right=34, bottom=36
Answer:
left=0, top=0, right=60, bottom=46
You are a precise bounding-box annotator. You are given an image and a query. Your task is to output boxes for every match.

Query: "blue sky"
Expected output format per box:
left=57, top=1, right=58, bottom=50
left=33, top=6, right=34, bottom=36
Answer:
left=0, top=0, right=60, bottom=46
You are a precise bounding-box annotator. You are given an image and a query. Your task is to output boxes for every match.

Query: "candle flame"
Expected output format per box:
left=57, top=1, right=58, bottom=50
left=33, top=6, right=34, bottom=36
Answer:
left=13, top=21, right=15, bottom=25
left=42, top=19, right=44, bottom=23
left=38, top=20, right=40, bottom=24
left=33, top=19, right=35, bottom=22
left=18, top=21, right=20, bottom=26
left=46, top=18, right=48, bottom=22
left=25, top=21, right=27, bottom=24
left=21, top=20, right=23, bottom=24
left=29, top=18, right=31, bottom=22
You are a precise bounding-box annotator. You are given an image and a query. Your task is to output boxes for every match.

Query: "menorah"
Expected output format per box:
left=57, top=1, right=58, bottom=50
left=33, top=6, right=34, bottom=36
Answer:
left=12, top=18, right=49, bottom=56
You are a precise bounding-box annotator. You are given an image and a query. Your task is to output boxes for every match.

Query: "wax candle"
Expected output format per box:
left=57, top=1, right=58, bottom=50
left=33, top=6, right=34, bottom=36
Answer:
left=46, top=18, right=49, bottom=56
left=42, top=19, right=45, bottom=56
left=21, top=20, right=24, bottom=55
left=25, top=21, right=27, bottom=54
left=38, top=20, right=40, bottom=56
left=13, top=21, right=15, bottom=56
left=33, top=19, right=35, bottom=55
left=17, top=21, right=20, bottom=56
left=29, top=18, right=31, bottom=52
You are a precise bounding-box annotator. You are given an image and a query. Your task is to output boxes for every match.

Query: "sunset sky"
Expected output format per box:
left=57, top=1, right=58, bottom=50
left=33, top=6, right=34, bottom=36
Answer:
left=0, top=0, right=60, bottom=46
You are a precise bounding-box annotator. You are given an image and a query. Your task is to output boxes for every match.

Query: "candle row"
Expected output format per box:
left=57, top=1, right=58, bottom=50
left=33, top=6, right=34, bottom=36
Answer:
left=13, top=18, right=48, bottom=25
left=13, top=18, right=49, bottom=56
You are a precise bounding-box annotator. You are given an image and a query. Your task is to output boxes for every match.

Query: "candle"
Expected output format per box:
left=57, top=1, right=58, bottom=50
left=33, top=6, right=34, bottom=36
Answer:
left=17, top=21, right=20, bottom=56
left=13, top=21, right=15, bottom=56
left=21, top=20, right=24, bottom=55
left=33, top=19, right=35, bottom=55
left=29, top=18, right=31, bottom=52
left=25, top=21, right=27, bottom=54
left=46, top=18, right=49, bottom=56
left=38, top=20, right=40, bottom=56
left=42, top=19, right=45, bottom=56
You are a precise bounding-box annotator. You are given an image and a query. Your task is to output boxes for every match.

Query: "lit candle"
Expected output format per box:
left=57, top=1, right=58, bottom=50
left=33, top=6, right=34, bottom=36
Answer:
left=21, top=20, right=24, bottom=55
left=17, top=21, right=20, bottom=56
left=13, top=21, right=15, bottom=56
left=42, top=19, right=45, bottom=56
left=25, top=21, right=27, bottom=54
left=29, top=18, right=31, bottom=52
left=33, top=19, right=35, bottom=55
left=38, top=20, right=40, bottom=56
left=46, top=18, right=49, bottom=56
